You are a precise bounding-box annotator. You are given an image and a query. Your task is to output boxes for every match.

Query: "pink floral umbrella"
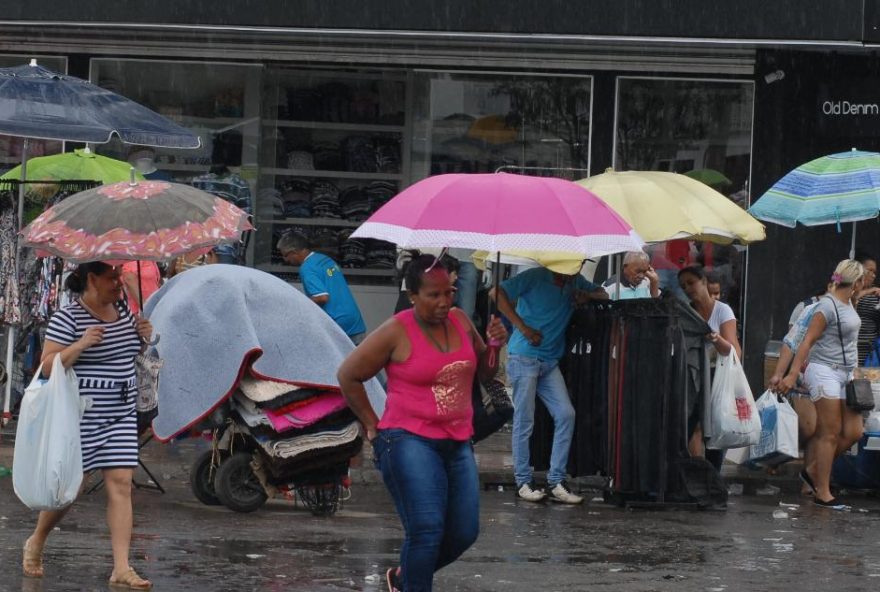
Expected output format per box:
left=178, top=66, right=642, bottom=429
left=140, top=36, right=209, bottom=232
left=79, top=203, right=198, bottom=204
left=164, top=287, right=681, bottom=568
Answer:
left=20, top=179, right=253, bottom=263
left=351, top=173, right=643, bottom=256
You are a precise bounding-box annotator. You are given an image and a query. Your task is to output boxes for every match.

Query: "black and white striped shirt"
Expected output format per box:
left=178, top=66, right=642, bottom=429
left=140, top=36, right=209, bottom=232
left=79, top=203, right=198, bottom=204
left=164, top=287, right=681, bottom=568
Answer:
left=45, top=300, right=142, bottom=388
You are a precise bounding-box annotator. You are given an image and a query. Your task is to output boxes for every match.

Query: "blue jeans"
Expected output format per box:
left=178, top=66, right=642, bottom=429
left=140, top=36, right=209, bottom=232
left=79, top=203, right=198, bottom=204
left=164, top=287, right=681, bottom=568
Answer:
left=373, top=428, right=479, bottom=592
left=507, top=355, right=575, bottom=486
left=454, top=261, right=479, bottom=321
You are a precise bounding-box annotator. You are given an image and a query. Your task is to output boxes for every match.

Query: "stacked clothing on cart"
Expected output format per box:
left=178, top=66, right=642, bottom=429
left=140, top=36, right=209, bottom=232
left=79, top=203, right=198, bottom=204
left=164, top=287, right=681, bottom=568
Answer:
left=530, top=298, right=718, bottom=506
left=231, top=376, right=362, bottom=484
left=311, top=181, right=341, bottom=219
left=338, top=229, right=367, bottom=268
left=363, top=239, right=396, bottom=269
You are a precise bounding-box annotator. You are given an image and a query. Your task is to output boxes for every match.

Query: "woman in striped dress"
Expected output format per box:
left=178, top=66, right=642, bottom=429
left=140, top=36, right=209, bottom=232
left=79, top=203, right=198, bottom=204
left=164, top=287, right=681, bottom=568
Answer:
left=22, top=262, right=154, bottom=590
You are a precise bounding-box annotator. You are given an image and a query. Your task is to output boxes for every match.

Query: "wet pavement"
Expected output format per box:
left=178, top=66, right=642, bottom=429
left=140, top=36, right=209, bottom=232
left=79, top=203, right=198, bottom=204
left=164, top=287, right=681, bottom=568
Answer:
left=1, top=438, right=880, bottom=591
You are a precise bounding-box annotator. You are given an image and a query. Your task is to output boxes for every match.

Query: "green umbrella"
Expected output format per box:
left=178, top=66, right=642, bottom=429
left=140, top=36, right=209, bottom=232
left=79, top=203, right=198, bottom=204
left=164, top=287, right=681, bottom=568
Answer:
left=684, top=168, right=732, bottom=187
left=1, top=148, right=145, bottom=184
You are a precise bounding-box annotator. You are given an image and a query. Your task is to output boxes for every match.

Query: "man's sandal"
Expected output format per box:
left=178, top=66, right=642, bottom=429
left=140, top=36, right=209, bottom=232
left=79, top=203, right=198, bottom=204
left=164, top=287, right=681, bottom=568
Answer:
left=109, top=568, right=152, bottom=590
left=22, top=537, right=44, bottom=578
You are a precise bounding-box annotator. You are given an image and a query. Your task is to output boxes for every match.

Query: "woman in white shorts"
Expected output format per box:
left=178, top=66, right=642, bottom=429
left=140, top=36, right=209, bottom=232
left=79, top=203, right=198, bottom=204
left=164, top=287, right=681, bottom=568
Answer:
left=780, top=259, right=865, bottom=510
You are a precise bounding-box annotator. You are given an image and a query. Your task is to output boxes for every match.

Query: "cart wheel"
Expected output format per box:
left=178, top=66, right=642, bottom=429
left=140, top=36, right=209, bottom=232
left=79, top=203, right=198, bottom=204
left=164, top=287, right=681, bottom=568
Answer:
left=214, top=451, right=268, bottom=513
left=189, top=449, right=224, bottom=506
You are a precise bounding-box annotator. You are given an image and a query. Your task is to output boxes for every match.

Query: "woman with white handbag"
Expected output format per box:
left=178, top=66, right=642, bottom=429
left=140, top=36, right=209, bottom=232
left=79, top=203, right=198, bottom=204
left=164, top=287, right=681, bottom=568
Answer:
left=22, top=262, right=154, bottom=590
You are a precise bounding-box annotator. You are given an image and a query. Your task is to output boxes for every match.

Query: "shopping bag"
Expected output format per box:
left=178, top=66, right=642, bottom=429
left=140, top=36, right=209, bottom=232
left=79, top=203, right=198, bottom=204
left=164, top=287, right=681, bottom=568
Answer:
left=705, top=351, right=761, bottom=450
left=750, top=390, right=799, bottom=466
left=13, top=356, right=85, bottom=511
left=135, top=349, right=163, bottom=413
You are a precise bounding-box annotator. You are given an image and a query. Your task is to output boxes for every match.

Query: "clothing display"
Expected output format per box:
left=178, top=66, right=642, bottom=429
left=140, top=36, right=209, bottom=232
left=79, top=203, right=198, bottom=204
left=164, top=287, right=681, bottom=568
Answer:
left=530, top=298, right=722, bottom=507
left=363, top=239, right=396, bottom=269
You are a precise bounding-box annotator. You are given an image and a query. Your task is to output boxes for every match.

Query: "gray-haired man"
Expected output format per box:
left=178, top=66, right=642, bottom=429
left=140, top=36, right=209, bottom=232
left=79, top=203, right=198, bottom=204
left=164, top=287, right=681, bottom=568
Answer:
left=602, top=251, right=661, bottom=300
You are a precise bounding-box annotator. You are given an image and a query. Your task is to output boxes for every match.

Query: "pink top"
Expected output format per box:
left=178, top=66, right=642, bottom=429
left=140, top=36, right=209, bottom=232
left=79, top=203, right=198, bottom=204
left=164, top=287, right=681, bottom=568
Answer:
left=121, top=260, right=161, bottom=315
left=379, top=309, right=477, bottom=440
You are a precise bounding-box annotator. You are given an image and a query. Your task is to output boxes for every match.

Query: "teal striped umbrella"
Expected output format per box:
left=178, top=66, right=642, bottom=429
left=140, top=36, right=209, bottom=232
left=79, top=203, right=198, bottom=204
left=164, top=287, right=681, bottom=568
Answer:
left=749, top=149, right=880, bottom=257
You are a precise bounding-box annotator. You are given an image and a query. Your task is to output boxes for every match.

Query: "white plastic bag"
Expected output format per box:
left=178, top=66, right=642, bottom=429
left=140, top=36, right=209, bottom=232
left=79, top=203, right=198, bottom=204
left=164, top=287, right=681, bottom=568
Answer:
left=13, top=356, right=85, bottom=511
left=706, top=351, right=761, bottom=450
left=750, top=390, right=799, bottom=466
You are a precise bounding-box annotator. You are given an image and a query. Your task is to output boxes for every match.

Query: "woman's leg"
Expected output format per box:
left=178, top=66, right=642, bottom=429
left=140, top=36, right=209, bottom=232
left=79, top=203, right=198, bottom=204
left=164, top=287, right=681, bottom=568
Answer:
left=23, top=505, right=73, bottom=577
left=809, top=398, right=844, bottom=502
left=837, top=406, right=865, bottom=456
left=434, top=441, right=479, bottom=573
left=376, top=431, right=448, bottom=592
left=104, top=468, right=135, bottom=577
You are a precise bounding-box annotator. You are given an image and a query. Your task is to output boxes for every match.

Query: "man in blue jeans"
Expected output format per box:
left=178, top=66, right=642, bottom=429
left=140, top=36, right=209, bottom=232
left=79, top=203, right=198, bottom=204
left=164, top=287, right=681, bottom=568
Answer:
left=492, top=266, right=607, bottom=503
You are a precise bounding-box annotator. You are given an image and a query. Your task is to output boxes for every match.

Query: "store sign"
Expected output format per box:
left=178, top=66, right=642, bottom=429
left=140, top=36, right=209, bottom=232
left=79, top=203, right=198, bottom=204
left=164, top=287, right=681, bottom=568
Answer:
left=821, top=100, right=880, bottom=116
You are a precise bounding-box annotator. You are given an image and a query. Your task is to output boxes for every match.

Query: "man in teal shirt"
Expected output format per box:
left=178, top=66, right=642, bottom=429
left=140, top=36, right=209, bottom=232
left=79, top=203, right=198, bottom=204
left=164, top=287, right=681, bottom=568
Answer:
left=492, top=266, right=607, bottom=504
left=277, top=232, right=367, bottom=342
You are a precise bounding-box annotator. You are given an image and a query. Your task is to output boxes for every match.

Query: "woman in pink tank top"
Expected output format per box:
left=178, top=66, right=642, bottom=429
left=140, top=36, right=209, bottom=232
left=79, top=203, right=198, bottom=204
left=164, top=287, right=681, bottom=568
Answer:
left=338, top=254, right=507, bottom=592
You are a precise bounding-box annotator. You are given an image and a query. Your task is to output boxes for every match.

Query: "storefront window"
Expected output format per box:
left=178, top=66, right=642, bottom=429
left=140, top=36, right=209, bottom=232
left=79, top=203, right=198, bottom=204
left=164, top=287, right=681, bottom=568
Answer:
left=411, top=72, right=592, bottom=180
left=90, top=59, right=261, bottom=202
left=0, top=56, right=67, bottom=175
left=257, top=68, right=407, bottom=285
left=614, top=77, right=754, bottom=317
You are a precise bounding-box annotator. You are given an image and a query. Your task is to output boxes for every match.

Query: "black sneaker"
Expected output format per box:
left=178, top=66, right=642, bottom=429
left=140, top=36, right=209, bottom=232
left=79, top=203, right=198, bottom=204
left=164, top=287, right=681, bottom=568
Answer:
left=386, top=567, right=401, bottom=592
left=547, top=480, right=584, bottom=504
left=814, top=497, right=850, bottom=511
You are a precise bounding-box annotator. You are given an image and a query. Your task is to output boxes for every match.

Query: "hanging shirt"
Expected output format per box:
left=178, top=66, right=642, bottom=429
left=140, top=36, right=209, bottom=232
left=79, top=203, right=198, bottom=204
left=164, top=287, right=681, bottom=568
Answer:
left=502, top=267, right=599, bottom=361
left=299, top=251, right=366, bottom=338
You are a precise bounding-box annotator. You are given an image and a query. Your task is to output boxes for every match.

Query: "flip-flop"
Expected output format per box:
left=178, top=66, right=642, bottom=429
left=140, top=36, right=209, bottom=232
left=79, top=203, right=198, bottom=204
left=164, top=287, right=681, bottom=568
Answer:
left=109, top=567, right=152, bottom=590
left=22, top=537, right=43, bottom=578
left=814, top=497, right=850, bottom=511
left=385, top=567, right=402, bottom=592
left=799, top=470, right=817, bottom=495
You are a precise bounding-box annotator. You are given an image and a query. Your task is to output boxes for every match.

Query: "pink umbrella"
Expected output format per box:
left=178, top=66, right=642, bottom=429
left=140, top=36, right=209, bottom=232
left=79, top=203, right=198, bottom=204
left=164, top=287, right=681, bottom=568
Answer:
left=352, top=173, right=643, bottom=256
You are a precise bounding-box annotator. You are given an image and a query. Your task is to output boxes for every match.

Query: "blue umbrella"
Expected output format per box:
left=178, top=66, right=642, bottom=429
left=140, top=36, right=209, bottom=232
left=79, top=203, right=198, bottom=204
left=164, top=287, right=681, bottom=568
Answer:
left=0, top=63, right=200, bottom=148
left=0, top=60, right=200, bottom=421
left=749, top=149, right=880, bottom=257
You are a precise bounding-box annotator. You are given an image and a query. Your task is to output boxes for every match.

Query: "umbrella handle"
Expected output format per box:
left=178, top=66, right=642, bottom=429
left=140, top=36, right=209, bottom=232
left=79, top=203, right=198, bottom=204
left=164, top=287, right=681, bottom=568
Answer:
left=142, top=333, right=160, bottom=347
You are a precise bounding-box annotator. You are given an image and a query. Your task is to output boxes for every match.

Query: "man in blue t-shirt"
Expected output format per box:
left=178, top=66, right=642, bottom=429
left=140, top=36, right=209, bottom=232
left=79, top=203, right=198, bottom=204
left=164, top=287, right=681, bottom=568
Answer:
left=277, top=232, right=366, bottom=342
left=492, top=266, right=607, bottom=504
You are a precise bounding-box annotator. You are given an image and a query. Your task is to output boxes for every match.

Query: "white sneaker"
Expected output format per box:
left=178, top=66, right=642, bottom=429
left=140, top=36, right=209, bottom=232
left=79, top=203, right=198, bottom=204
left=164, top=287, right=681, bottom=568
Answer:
left=517, top=481, right=547, bottom=502
left=548, top=481, right=583, bottom=504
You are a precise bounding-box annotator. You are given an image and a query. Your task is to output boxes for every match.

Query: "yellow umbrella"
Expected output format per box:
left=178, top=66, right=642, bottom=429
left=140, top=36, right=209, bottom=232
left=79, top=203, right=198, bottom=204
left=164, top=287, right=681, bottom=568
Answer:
left=576, top=170, right=765, bottom=244
left=472, top=249, right=585, bottom=275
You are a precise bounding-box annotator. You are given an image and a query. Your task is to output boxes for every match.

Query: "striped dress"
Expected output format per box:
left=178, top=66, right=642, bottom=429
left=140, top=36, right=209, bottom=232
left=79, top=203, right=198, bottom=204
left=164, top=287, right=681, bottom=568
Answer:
left=45, top=300, right=142, bottom=471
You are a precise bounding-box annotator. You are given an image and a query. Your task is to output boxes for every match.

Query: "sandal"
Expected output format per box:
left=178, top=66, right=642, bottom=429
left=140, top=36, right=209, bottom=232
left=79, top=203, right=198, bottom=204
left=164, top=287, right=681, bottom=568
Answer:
left=22, top=537, right=44, bottom=578
left=109, top=567, right=152, bottom=590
